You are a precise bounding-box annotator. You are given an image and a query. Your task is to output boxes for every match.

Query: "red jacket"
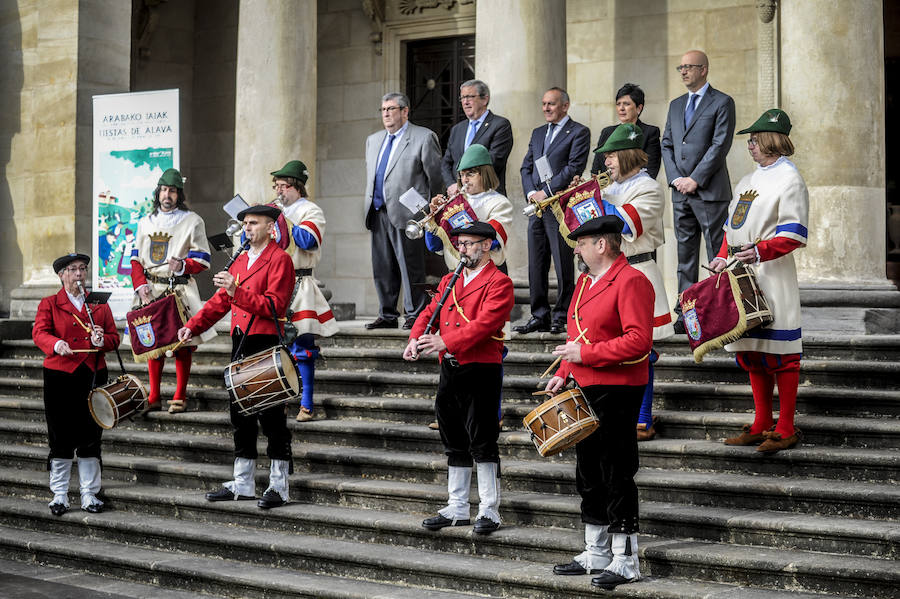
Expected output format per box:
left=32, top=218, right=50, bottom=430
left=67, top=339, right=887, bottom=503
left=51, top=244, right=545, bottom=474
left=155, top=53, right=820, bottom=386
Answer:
left=185, top=241, right=294, bottom=338
left=33, top=289, right=121, bottom=373
left=409, top=261, right=514, bottom=365
left=555, top=253, right=654, bottom=387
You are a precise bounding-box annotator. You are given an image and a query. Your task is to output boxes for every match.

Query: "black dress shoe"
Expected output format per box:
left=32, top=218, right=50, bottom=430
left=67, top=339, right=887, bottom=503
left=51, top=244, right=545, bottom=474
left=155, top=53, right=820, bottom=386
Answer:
left=673, top=317, right=686, bottom=334
left=257, top=489, right=286, bottom=509
left=549, top=322, right=566, bottom=335
left=472, top=516, right=500, bottom=534
left=402, top=316, right=417, bottom=330
left=591, top=571, right=635, bottom=590
left=365, top=317, right=398, bottom=330
left=49, top=503, right=68, bottom=517
left=553, top=561, right=599, bottom=576
left=422, top=514, right=470, bottom=530
left=205, top=487, right=254, bottom=502
left=513, top=317, right=550, bottom=334
left=82, top=503, right=103, bottom=514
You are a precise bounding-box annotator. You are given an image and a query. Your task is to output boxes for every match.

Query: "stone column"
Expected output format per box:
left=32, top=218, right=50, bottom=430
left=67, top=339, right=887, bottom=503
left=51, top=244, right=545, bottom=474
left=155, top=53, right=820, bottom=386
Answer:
left=781, top=0, right=886, bottom=285
left=233, top=0, right=317, bottom=205
left=475, top=0, right=567, bottom=279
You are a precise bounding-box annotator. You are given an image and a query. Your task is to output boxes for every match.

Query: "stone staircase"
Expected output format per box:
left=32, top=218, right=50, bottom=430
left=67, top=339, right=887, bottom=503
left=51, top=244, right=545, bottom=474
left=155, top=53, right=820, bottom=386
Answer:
left=0, top=321, right=898, bottom=598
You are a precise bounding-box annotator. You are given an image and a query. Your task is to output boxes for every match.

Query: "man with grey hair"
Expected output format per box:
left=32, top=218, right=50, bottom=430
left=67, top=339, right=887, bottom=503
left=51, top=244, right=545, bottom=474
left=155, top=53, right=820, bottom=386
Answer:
left=364, top=92, right=443, bottom=329
left=441, top=79, right=513, bottom=196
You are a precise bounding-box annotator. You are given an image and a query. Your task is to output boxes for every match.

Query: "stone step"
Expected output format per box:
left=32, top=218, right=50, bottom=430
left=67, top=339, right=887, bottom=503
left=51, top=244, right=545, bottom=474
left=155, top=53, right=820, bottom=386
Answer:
left=4, top=468, right=897, bottom=561
left=0, top=525, right=492, bottom=599
left=5, top=435, right=897, bottom=524
left=1, top=498, right=895, bottom=598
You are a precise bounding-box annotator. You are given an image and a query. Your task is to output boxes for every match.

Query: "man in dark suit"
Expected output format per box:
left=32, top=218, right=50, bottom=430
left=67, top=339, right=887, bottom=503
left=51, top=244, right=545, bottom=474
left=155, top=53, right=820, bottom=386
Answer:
left=364, top=92, right=443, bottom=330
left=661, top=50, right=736, bottom=327
left=590, top=83, right=662, bottom=179
left=441, top=79, right=513, bottom=196
left=517, top=87, right=591, bottom=334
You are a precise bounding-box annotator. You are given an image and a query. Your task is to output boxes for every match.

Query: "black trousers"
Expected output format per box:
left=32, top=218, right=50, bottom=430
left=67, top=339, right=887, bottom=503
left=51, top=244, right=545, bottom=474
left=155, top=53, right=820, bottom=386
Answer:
left=576, top=384, right=644, bottom=533
left=43, top=364, right=106, bottom=465
left=435, top=361, right=501, bottom=467
left=526, top=211, right=574, bottom=325
left=230, top=332, right=292, bottom=462
left=671, top=196, right=729, bottom=293
left=369, top=207, right=427, bottom=321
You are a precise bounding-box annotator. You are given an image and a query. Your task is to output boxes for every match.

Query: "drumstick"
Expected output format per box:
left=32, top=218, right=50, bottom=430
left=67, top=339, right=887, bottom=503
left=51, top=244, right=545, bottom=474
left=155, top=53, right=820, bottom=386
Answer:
left=71, top=348, right=99, bottom=353
left=539, top=328, right=589, bottom=379
left=165, top=339, right=186, bottom=358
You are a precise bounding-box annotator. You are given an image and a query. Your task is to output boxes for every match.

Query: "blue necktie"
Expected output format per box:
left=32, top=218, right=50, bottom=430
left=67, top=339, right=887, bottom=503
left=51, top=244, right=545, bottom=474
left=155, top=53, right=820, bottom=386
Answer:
left=464, top=120, right=479, bottom=149
left=544, top=122, right=556, bottom=152
left=685, top=94, right=698, bottom=127
left=372, top=134, right=395, bottom=211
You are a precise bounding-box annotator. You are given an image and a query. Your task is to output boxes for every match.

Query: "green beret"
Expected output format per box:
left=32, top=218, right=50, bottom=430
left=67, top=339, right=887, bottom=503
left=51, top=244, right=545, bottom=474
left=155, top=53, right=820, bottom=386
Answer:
left=457, top=144, right=492, bottom=172
left=595, top=123, right=644, bottom=154
left=567, top=215, right=624, bottom=241
left=737, top=109, right=792, bottom=135
left=158, top=168, right=184, bottom=189
left=237, top=204, right=281, bottom=222
left=449, top=221, right=497, bottom=240
left=53, top=253, right=90, bottom=274
left=270, top=160, right=309, bottom=185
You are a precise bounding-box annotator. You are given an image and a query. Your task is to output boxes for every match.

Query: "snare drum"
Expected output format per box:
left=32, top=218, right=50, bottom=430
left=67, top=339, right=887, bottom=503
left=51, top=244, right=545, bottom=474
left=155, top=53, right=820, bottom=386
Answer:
left=224, top=347, right=300, bottom=416
left=523, top=388, right=599, bottom=457
left=88, top=374, right=148, bottom=429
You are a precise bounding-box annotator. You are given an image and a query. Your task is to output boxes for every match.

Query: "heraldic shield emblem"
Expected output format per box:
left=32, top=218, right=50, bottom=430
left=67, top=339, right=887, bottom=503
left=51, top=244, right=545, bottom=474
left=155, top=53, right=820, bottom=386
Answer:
left=730, top=190, right=758, bottom=229
left=684, top=304, right=702, bottom=341
left=149, top=231, right=172, bottom=264
left=572, top=197, right=603, bottom=224
left=133, top=315, right=156, bottom=347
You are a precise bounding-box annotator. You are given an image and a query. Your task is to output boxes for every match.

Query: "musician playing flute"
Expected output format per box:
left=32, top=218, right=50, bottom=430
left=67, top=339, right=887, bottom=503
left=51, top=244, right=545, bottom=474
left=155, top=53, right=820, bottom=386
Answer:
left=33, top=253, right=120, bottom=516
left=545, top=216, right=653, bottom=590
left=130, top=168, right=214, bottom=414
left=178, top=205, right=295, bottom=510
left=403, top=221, right=514, bottom=535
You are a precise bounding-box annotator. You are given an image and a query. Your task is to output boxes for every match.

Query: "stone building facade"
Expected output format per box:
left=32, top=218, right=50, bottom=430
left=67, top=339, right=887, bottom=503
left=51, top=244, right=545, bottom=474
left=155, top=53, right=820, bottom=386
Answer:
left=0, top=0, right=893, bottom=317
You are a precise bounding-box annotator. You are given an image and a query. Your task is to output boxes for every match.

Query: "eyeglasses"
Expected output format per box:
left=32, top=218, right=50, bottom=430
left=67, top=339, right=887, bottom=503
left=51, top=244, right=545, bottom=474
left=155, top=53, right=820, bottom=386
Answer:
left=459, top=94, right=481, bottom=102
left=379, top=106, right=402, bottom=114
left=272, top=183, right=291, bottom=190
left=65, top=266, right=88, bottom=273
left=747, top=138, right=759, bottom=147
left=457, top=240, right=483, bottom=250
left=675, top=64, right=705, bottom=73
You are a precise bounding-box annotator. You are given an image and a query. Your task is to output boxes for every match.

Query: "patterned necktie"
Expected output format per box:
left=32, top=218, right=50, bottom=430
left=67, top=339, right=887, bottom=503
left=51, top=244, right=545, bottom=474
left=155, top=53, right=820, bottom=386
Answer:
left=544, top=122, right=557, bottom=152
left=465, top=120, right=479, bottom=149
left=372, top=134, right=395, bottom=211
left=685, top=94, right=698, bottom=127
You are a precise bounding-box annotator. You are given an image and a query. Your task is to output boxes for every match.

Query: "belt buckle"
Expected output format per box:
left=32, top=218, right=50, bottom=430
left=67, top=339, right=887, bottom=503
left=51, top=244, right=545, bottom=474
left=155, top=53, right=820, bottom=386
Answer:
left=445, top=356, right=459, bottom=367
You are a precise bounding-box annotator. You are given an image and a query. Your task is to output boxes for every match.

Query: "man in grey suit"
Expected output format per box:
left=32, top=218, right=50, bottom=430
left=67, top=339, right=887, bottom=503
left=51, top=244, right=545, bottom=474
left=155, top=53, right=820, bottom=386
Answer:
left=662, top=50, right=736, bottom=328
left=364, top=92, right=443, bottom=330
left=441, top=79, right=514, bottom=196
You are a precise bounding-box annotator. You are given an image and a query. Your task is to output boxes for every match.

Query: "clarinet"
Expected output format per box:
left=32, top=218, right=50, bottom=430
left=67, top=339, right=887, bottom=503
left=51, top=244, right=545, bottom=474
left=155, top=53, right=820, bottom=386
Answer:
left=422, top=259, right=467, bottom=336
left=225, top=240, right=251, bottom=270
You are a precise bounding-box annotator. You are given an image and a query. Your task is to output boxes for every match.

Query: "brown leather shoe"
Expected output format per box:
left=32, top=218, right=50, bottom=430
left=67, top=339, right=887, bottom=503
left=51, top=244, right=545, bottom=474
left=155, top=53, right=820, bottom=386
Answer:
left=427, top=421, right=440, bottom=430
left=636, top=417, right=658, bottom=442
left=296, top=407, right=314, bottom=422
left=167, top=399, right=186, bottom=414
left=757, top=430, right=801, bottom=453
left=724, top=425, right=766, bottom=446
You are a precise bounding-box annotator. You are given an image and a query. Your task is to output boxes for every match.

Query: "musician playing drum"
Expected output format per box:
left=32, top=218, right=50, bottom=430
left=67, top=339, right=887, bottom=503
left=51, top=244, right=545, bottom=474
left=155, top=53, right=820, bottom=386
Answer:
left=130, top=168, right=214, bottom=414
left=403, top=221, right=514, bottom=535
left=32, top=253, right=120, bottom=516
left=712, top=109, right=808, bottom=454
left=177, top=204, right=295, bottom=509
left=545, top=216, right=653, bottom=590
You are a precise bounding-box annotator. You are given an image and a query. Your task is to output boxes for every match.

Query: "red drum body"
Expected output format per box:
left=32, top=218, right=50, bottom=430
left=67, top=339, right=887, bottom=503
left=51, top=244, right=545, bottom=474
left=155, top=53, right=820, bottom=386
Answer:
left=224, top=347, right=299, bottom=416
left=523, top=388, right=599, bottom=457
left=88, top=374, right=148, bottom=429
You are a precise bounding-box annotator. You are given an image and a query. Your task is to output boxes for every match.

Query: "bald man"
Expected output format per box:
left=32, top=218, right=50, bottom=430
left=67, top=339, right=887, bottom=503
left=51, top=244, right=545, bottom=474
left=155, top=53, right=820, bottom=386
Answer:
left=661, top=50, right=735, bottom=331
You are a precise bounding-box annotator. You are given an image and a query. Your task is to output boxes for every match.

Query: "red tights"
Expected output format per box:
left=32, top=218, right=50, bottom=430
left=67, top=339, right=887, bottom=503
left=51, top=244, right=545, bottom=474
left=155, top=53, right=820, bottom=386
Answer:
left=147, top=348, right=193, bottom=404
left=736, top=352, right=801, bottom=437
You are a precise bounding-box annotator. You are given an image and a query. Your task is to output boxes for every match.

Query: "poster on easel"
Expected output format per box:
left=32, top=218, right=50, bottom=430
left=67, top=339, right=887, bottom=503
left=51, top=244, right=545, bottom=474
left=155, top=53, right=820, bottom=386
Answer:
left=92, top=89, right=179, bottom=319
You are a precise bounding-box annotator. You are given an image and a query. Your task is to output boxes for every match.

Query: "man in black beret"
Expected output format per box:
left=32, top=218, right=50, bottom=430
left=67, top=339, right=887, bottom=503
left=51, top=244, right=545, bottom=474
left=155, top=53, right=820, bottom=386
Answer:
left=544, top=216, right=654, bottom=589
left=404, top=221, right=514, bottom=535
left=33, top=253, right=121, bottom=516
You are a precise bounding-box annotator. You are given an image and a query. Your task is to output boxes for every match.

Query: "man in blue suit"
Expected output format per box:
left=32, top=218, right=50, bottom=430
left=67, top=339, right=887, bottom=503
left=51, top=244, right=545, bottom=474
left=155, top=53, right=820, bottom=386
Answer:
left=517, top=87, right=591, bottom=334
left=661, top=50, right=736, bottom=330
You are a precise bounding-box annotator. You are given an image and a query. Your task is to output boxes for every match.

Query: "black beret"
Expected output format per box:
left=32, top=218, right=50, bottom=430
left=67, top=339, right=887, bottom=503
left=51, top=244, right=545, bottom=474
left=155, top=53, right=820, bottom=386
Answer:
left=567, top=215, right=624, bottom=241
left=449, top=221, right=497, bottom=240
left=53, top=253, right=90, bottom=274
left=237, top=204, right=281, bottom=222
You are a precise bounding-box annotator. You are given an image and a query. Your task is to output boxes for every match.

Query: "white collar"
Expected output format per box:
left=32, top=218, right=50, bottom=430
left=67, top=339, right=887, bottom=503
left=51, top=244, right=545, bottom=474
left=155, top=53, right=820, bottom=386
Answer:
left=66, top=289, right=85, bottom=311
left=463, top=261, right=488, bottom=286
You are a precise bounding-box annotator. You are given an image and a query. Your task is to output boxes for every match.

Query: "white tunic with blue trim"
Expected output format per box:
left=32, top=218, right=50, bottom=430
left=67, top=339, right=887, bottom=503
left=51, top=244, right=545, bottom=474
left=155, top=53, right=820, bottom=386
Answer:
left=723, top=157, right=809, bottom=355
